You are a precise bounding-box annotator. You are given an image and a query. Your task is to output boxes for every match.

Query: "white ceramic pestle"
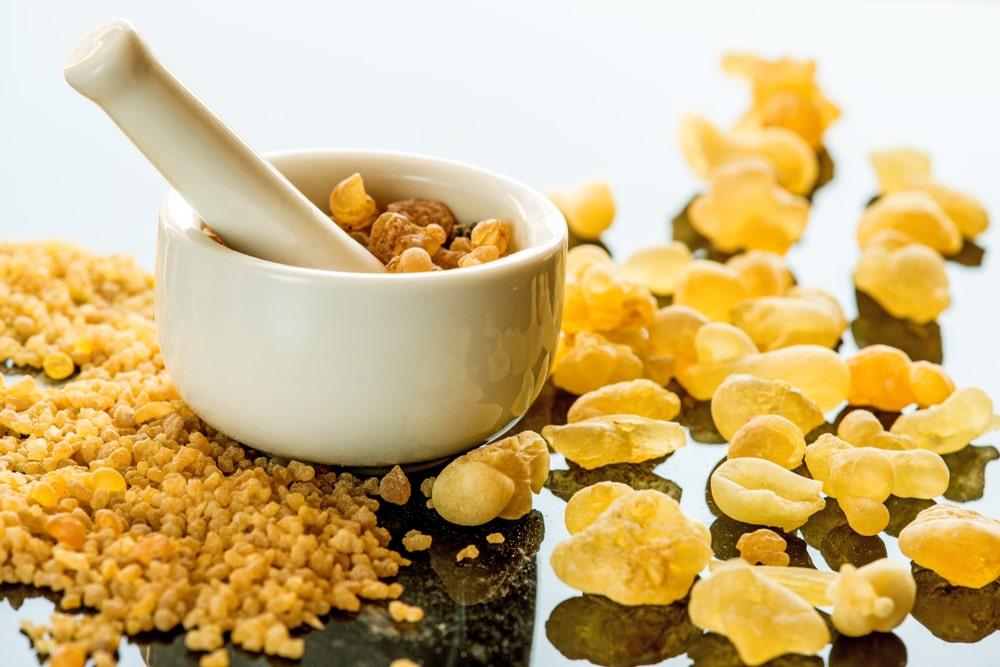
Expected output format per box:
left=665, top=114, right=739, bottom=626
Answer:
left=64, top=19, right=385, bottom=273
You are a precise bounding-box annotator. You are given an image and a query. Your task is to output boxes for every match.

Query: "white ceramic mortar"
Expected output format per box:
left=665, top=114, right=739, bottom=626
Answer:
left=156, top=149, right=566, bottom=465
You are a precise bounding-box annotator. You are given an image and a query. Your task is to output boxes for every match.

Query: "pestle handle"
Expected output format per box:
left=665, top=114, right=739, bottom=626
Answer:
left=64, top=19, right=385, bottom=273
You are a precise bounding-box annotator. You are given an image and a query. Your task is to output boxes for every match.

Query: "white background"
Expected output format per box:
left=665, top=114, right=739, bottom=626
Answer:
left=3, top=0, right=998, bottom=390
left=2, top=2, right=999, bottom=666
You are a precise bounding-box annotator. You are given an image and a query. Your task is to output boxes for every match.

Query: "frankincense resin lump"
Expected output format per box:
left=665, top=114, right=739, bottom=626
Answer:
left=680, top=339, right=850, bottom=411
left=730, top=287, right=847, bottom=351
left=711, top=373, right=824, bottom=442
left=829, top=559, right=915, bottom=637
left=805, top=434, right=949, bottom=536
left=721, top=53, right=840, bottom=149
left=672, top=260, right=748, bottom=322
left=847, top=344, right=954, bottom=411
left=857, top=191, right=962, bottom=256
left=548, top=181, right=616, bottom=240
left=620, top=242, right=692, bottom=296
left=870, top=147, right=989, bottom=238
left=560, top=245, right=656, bottom=333
left=854, top=231, right=950, bottom=324
left=837, top=409, right=915, bottom=450
left=563, top=481, right=633, bottom=535
left=889, top=387, right=993, bottom=454
left=378, top=465, right=411, bottom=505
left=551, top=332, right=644, bottom=396
left=678, top=114, right=819, bottom=196
left=688, top=158, right=810, bottom=255
left=566, top=379, right=681, bottom=423
left=431, top=431, right=549, bottom=526
left=551, top=489, right=711, bottom=605
left=710, top=457, right=824, bottom=531
left=728, top=414, right=807, bottom=471
left=688, top=560, right=829, bottom=666
left=898, top=504, right=1000, bottom=588
left=542, top=414, right=686, bottom=470
left=737, top=528, right=790, bottom=566
left=745, top=557, right=915, bottom=637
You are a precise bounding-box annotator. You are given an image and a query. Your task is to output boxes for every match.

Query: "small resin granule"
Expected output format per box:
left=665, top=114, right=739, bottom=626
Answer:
left=388, top=601, right=425, bottom=623
left=401, top=530, right=433, bottom=552
left=456, top=545, right=480, bottom=562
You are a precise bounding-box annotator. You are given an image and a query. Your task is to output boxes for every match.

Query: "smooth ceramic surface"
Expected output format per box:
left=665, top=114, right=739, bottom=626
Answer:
left=156, top=148, right=566, bottom=465
left=65, top=19, right=384, bottom=273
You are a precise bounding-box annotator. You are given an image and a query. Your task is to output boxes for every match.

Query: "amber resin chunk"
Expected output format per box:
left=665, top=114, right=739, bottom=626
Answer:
left=736, top=528, right=790, bottom=566
left=806, top=434, right=949, bottom=536
left=898, top=504, right=1000, bottom=588
left=829, top=559, right=915, bottom=637
left=563, top=481, right=634, bottom=535
left=710, top=457, right=824, bottom=531
left=727, top=414, right=807, bottom=470
left=566, top=378, right=681, bottom=423
left=678, top=114, right=819, bottom=195
left=542, top=415, right=686, bottom=470
left=711, top=373, right=825, bottom=442
left=689, top=158, right=810, bottom=255
left=432, top=431, right=549, bottom=526
left=890, top=387, right=993, bottom=454
left=551, top=489, right=711, bottom=605
left=688, top=560, right=829, bottom=665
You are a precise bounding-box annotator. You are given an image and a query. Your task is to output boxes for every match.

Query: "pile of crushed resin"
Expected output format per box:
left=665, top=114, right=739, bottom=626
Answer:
left=203, top=175, right=514, bottom=273
left=329, top=172, right=512, bottom=272
left=0, top=242, right=410, bottom=666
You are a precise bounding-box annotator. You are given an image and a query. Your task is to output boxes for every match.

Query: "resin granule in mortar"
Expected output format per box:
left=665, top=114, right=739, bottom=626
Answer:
left=0, top=241, right=410, bottom=664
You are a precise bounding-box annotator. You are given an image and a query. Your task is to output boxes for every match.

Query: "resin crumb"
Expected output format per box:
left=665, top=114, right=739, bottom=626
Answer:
left=737, top=528, right=790, bottom=566
left=486, top=532, right=505, bottom=544
left=388, top=601, right=425, bottom=623
left=401, top=530, right=433, bottom=552
left=199, top=649, right=230, bottom=667
left=379, top=465, right=412, bottom=505
left=456, top=545, right=480, bottom=562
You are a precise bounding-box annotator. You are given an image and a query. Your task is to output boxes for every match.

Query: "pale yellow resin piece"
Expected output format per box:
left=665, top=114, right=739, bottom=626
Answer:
left=711, top=373, right=825, bottom=442
left=890, top=387, right=993, bottom=454
left=829, top=559, right=915, bottom=637
left=566, top=379, right=681, bottom=423
left=742, top=558, right=915, bottom=637
left=871, top=147, right=989, bottom=238
left=551, top=489, right=711, bottom=606
left=681, top=344, right=850, bottom=412
left=710, top=457, right=825, bottom=531
left=542, top=415, right=686, bottom=470
left=432, top=431, right=549, bottom=526
left=727, top=414, right=807, bottom=470
left=678, top=114, right=819, bottom=195
left=620, top=242, right=693, bottom=296
left=805, top=433, right=949, bottom=535
left=564, top=481, right=634, bottom=535
left=730, top=289, right=846, bottom=351
left=898, top=504, right=1000, bottom=588
left=854, top=233, right=950, bottom=325
left=688, top=560, right=829, bottom=666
